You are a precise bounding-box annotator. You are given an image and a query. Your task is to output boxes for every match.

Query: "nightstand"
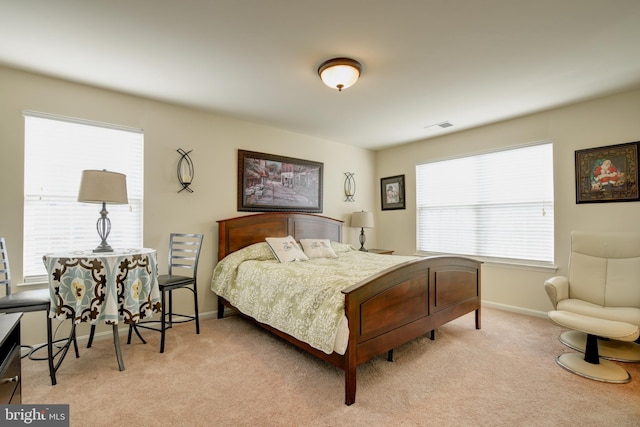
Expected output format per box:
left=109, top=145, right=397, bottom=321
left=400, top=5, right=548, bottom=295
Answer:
left=368, top=249, right=394, bottom=255
left=0, top=312, right=22, bottom=404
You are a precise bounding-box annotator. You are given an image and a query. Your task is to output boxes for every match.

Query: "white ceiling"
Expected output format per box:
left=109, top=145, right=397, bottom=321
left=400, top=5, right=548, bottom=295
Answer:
left=2, top=0, right=640, bottom=150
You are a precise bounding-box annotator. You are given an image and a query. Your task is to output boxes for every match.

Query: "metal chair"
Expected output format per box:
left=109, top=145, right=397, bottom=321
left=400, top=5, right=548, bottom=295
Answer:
left=0, top=237, right=78, bottom=385
left=129, top=233, right=203, bottom=353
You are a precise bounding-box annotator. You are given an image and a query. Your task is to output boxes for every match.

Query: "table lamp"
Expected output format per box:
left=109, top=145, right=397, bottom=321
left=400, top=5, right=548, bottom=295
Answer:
left=78, top=169, right=128, bottom=252
left=351, top=211, right=374, bottom=252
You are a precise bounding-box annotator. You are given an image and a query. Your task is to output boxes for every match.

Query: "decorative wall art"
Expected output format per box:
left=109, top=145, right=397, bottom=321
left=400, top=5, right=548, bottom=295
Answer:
left=344, top=172, right=356, bottom=202
left=238, top=150, right=323, bottom=212
left=575, top=141, right=640, bottom=204
left=177, top=148, right=194, bottom=193
left=380, top=174, right=406, bottom=210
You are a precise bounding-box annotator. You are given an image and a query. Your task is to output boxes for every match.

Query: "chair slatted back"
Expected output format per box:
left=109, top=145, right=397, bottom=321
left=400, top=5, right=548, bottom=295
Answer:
left=167, top=233, right=204, bottom=278
left=0, top=237, right=11, bottom=296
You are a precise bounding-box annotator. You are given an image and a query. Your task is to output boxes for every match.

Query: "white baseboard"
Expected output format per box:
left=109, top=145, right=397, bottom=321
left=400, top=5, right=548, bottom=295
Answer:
left=70, top=310, right=219, bottom=343
left=482, top=300, right=548, bottom=319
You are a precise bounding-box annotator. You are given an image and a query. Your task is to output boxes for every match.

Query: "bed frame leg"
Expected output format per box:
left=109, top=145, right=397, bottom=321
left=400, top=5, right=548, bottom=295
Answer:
left=217, top=297, right=225, bottom=319
left=430, top=329, right=435, bottom=340
left=345, top=371, right=356, bottom=406
left=387, top=349, right=394, bottom=362
left=345, top=350, right=357, bottom=405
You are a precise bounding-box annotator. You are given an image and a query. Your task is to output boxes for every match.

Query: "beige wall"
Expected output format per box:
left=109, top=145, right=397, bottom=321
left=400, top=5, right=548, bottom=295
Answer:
left=0, top=66, right=377, bottom=344
left=3, top=64, right=640, bottom=345
left=376, top=88, right=640, bottom=315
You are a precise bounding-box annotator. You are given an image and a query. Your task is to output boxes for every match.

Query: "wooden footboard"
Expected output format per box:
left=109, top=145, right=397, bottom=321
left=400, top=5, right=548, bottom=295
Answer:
left=342, top=255, right=481, bottom=405
left=215, top=213, right=481, bottom=405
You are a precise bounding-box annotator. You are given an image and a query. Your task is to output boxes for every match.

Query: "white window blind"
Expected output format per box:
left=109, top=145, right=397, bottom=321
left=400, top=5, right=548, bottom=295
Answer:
left=23, top=112, right=144, bottom=281
left=416, top=142, right=554, bottom=264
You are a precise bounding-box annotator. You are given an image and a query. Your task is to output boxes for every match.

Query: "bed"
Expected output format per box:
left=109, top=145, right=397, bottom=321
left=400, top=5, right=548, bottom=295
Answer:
left=212, top=212, right=481, bottom=405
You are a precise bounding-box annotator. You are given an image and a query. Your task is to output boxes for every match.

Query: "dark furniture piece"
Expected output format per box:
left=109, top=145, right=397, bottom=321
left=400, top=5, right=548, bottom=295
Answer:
left=368, top=249, right=394, bottom=255
left=0, top=237, right=78, bottom=386
left=0, top=313, right=22, bottom=403
left=216, top=213, right=482, bottom=405
left=131, top=233, right=204, bottom=353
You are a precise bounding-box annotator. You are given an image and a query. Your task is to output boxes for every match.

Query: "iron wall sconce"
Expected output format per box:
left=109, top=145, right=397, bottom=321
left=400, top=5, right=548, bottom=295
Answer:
left=344, top=172, right=356, bottom=202
left=177, top=148, right=194, bottom=193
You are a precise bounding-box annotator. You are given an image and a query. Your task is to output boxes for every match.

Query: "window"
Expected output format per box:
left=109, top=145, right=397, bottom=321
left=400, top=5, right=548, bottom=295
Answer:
left=23, top=112, right=144, bottom=282
left=416, top=142, right=554, bottom=264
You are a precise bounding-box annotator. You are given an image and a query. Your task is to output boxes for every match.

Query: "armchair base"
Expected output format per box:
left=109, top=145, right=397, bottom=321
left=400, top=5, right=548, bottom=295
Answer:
left=560, top=330, right=640, bottom=363
left=557, top=352, right=631, bottom=383
left=549, top=310, right=638, bottom=383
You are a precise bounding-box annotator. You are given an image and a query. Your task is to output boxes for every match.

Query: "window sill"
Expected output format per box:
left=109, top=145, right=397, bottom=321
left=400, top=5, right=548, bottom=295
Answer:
left=415, top=252, right=558, bottom=273
left=17, top=280, right=49, bottom=287
left=481, top=260, right=558, bottom=273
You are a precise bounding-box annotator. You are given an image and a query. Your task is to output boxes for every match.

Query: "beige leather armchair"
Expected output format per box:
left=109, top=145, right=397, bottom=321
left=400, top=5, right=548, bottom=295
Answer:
left=545, top=230, right=640, bottom=383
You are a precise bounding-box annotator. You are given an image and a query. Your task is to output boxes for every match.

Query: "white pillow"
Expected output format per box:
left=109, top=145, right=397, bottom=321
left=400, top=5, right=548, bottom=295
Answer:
left=299, top=239, right=338, bottom=259
left=331, top=241, right=356, bottom=254
left=265, top=236, right=309, bottom=262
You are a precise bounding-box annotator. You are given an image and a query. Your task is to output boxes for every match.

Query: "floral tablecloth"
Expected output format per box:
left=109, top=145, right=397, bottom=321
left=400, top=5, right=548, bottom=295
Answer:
left=43, top=248, right=161, bottom=325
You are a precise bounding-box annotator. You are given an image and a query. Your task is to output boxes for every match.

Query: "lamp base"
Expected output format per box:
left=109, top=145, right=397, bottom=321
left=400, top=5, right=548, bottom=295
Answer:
left=93, top=244, right=114, bottom=253
left=94, top=203, right=114, bottom=252
left=359, top=227, right=368, bottom=252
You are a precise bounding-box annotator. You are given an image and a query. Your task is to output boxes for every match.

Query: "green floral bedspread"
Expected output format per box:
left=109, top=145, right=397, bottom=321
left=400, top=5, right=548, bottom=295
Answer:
left=210, top=242, right=417, bottom=354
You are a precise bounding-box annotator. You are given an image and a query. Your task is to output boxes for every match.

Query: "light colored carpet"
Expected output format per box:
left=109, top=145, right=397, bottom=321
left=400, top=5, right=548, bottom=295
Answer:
left=21, top=308, right=640, bottom=426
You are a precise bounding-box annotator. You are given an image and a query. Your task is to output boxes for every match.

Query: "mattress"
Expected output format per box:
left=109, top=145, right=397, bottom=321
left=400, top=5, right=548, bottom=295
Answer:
left=211, top=241, right=417, bottom=354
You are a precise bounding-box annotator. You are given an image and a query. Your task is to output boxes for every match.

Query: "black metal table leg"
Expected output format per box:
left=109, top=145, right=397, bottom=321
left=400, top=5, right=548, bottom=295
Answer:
left=112, top=324, right=125, bottom=371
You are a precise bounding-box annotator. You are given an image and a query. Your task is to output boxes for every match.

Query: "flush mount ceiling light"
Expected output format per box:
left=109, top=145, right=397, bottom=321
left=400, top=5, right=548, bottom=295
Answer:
left=317, top=57, right=362, bottom=92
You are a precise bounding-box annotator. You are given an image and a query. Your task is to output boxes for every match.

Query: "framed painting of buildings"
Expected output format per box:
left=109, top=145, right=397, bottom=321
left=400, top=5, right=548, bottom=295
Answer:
left=238, top=150, right=323, bottom=212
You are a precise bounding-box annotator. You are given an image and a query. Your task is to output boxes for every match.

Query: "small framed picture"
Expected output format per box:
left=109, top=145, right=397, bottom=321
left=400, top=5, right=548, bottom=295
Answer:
left=575, top=141, right=640, bottom=204
left=381, top=174, right=405, bottom=210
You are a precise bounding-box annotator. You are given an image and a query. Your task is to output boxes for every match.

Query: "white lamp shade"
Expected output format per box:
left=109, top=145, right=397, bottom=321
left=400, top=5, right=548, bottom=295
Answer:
left=318, top=58, right=362, bottom=91
left=351, top=211, right=374, bottom=229
left=78, top=170, right=128, bottom=204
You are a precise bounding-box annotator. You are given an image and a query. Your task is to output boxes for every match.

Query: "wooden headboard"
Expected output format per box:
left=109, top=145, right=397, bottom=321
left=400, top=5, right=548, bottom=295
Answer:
left=217, top=213, right=343, bottom=260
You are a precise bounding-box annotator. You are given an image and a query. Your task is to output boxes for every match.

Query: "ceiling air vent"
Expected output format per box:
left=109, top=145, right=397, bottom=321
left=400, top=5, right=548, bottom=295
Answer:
left=424, top=120, right=453, bottom=129
left=424, top=120, right=454, bottom=130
